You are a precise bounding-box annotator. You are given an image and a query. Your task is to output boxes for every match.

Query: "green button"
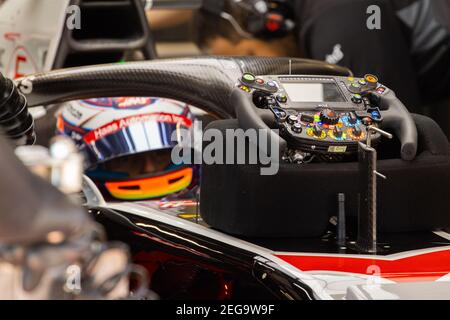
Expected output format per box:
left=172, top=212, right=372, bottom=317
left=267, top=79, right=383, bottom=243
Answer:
left=277, top=94, right=287, bottom=103
left=352, top=94, right=363, bottom=104
left=242, top=73, right=256, bottom=82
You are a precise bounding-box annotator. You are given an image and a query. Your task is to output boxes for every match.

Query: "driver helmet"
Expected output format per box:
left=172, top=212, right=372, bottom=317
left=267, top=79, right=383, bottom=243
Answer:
left=56, top=97, right=196, bottom=201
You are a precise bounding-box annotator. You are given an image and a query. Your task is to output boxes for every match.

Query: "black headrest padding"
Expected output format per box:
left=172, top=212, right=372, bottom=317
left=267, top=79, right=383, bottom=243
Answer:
left=200, top=115, right=450, bottom=238
left=413, top=114, right=450, bottom=156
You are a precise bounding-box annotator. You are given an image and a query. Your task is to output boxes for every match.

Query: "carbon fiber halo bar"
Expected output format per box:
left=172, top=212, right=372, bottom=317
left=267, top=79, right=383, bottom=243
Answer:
left=18, top=56, right=351, bottom=118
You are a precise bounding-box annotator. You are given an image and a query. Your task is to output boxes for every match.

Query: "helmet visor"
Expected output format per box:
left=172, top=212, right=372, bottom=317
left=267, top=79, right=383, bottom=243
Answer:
left=82, top=112, right=192, bottom=168
left=104, top=166, right=193, bottom=200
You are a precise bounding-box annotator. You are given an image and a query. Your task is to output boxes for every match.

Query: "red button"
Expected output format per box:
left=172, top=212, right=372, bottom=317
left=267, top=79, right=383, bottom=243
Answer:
left=265, top=13, right=283, bottom=32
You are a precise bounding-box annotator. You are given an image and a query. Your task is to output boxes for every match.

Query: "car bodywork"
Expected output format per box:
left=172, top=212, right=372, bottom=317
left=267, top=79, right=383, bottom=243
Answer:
left=2, top=0, right=450, bottom=300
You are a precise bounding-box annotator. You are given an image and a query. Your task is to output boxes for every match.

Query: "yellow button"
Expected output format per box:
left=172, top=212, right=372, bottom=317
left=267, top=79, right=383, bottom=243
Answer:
left=239, top=85, right=251, bottom=92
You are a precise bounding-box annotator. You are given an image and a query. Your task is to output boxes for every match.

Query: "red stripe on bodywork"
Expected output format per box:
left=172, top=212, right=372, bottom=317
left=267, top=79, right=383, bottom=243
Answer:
left=4, top=32, right=21, bottom=41
left=276, top=249, right=450, bottom=282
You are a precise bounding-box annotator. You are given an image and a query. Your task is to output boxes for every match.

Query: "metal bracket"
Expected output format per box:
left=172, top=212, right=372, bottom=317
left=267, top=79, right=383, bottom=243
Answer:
left=356, top=126, right=392, bottom=253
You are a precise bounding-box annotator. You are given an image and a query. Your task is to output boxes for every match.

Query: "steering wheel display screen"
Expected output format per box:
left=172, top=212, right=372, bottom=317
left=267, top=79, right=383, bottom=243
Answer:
left=282, top=82, right=346, bottom=102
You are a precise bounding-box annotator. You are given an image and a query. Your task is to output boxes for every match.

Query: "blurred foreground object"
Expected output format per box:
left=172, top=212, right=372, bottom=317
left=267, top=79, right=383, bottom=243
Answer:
left=0, top=73, right=35, bottom=145
left=0, top=231, right=150, bottom=299
left=16, top=137, right=84, bottom=195
left=0, top=121, right=151, bottom=299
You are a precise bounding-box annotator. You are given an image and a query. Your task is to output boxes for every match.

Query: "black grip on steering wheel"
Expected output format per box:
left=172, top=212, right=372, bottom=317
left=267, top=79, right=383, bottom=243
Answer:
left=232, top=89, right=287, bottom=156
left=377, top=90, right=418, bottom=161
